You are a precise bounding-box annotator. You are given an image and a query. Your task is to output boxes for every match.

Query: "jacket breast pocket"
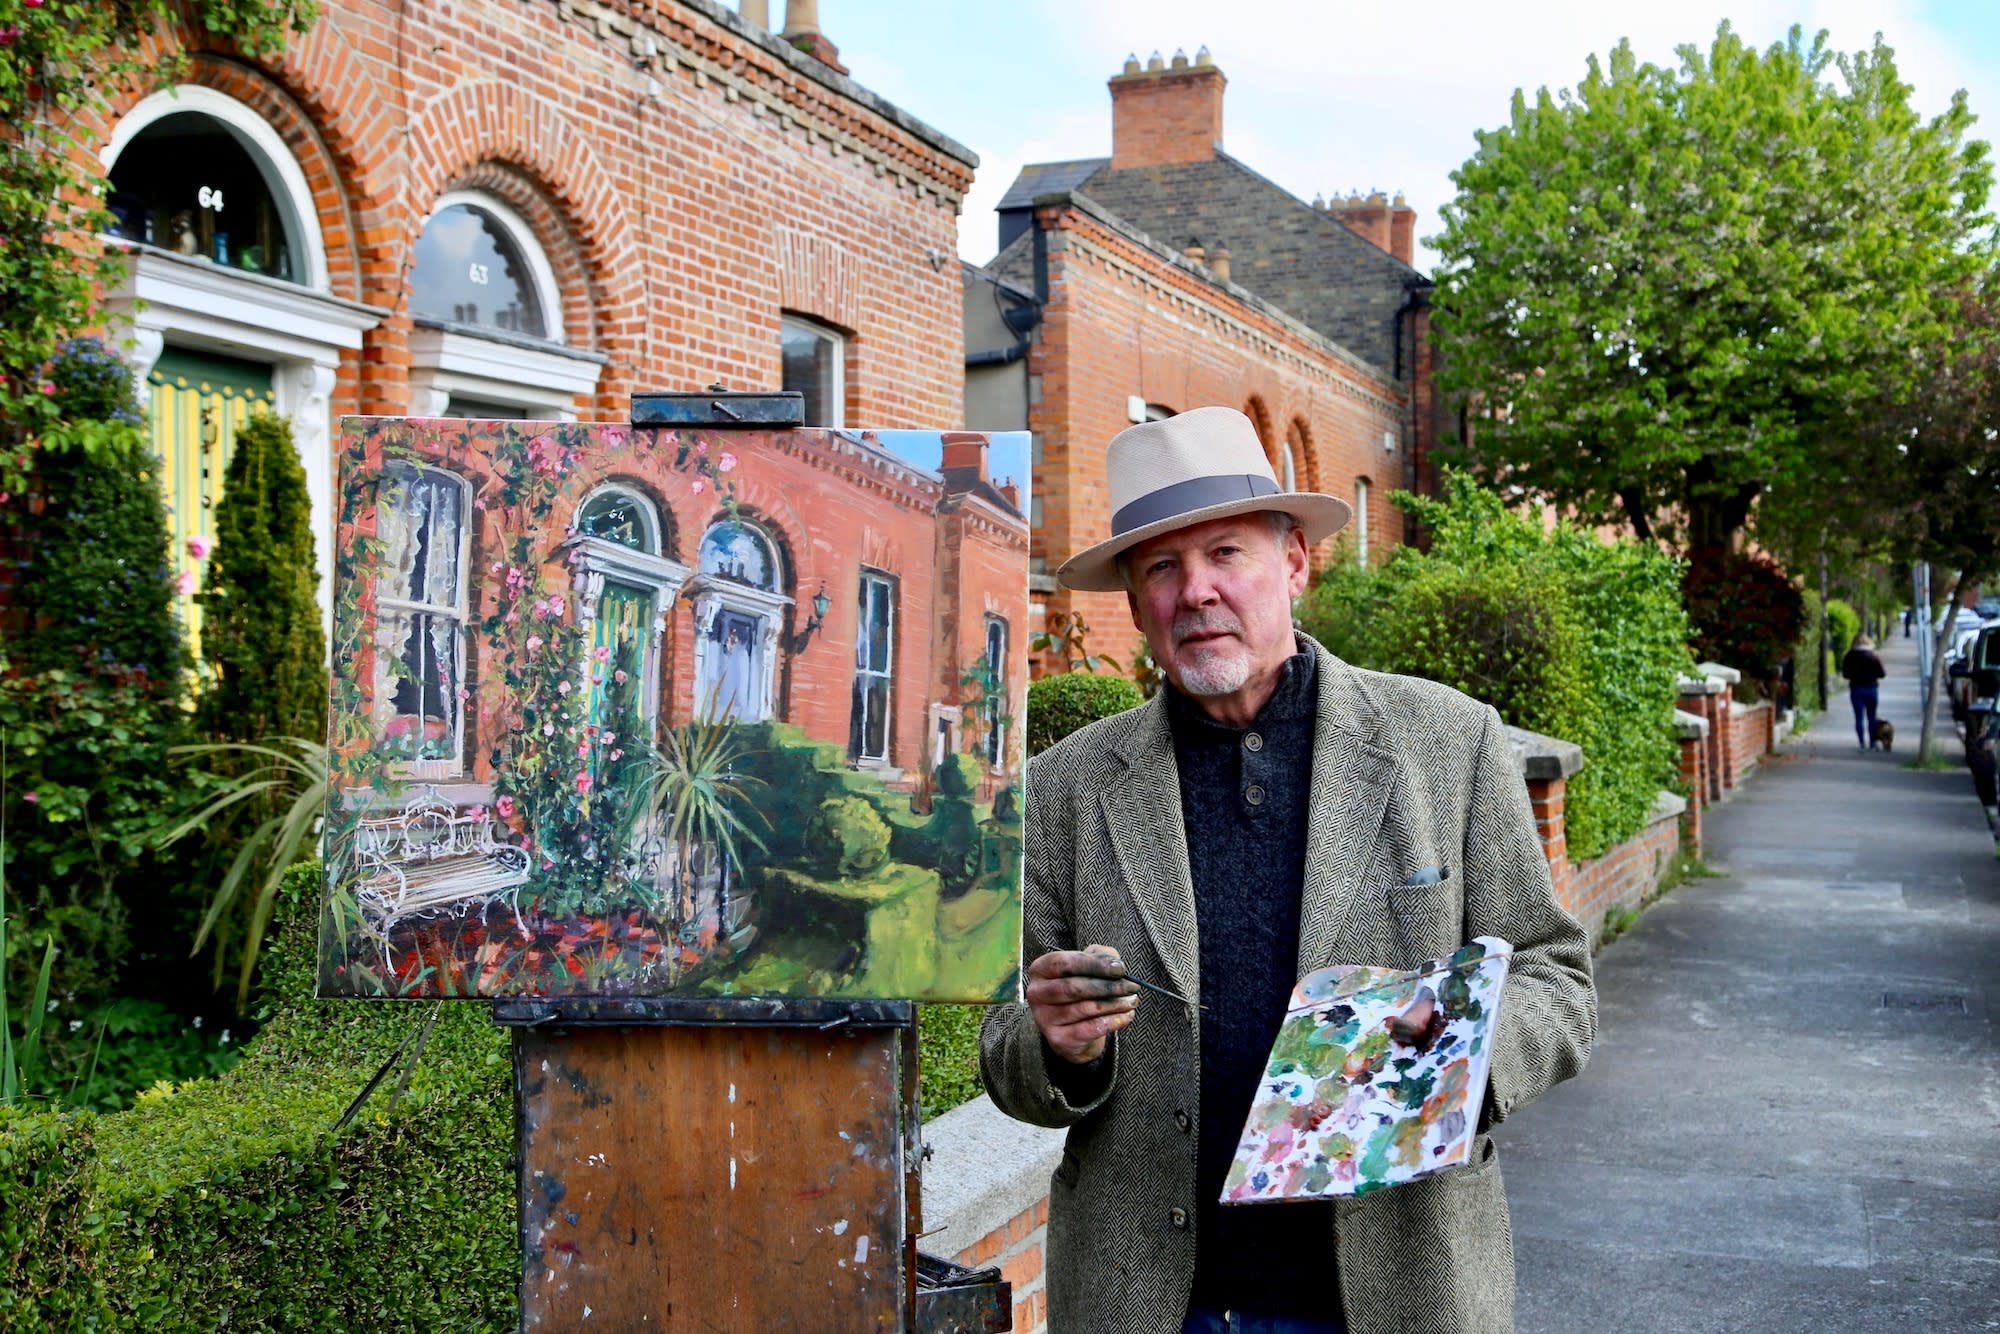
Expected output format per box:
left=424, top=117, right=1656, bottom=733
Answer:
left=1386, top=866, right=1461, bottom=965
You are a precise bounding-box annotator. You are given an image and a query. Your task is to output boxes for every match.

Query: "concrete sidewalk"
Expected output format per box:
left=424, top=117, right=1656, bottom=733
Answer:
left=1495, top=632, right=2000, bottom=1332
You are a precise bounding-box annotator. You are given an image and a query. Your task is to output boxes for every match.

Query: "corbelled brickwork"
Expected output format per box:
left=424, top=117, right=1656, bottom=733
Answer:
left=76, top=0, right=974, bottom=424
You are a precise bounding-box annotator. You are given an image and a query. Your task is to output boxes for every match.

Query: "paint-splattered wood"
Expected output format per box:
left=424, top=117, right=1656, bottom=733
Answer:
left=516, top=1024, right=910, bottom=1330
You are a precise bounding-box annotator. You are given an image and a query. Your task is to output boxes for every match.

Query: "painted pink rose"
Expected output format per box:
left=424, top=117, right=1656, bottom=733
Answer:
left=718, top=452, right=737, bottom=473
left=496, top=795, right=516, bottom=818
left=610, top=749, right=623, bottom=761
left=526, top=635, right=543, bottom=652
left=690, top=479, right=706, bottom=496
left=614, top=670, right=628, bottom=684
left=543, top=722, right=555, bottom=736
left=577, top=741, right=590, bottom=759
left=695, top=439, right=709, bottom=456
left=186, top=534, right=214, bottom=560
left=592, top=645, right=611, bottom=663
left=175, top=570, right=198, bottom=595
left=557, top=679, right=571, bottom=695
left=549, top=595, right=567, bottom=617
left=574, top=771, right=593, bottom=794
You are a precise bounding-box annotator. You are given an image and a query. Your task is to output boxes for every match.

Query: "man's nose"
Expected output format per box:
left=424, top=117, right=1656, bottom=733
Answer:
left=1177, top=559, right=1220, bottom=607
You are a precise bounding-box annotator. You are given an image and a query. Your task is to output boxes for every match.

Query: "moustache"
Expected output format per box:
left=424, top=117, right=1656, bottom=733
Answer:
left=1173, top=612, right=1243, bottom=645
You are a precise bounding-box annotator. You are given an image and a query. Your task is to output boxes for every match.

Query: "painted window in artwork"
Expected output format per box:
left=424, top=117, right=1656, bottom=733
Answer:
left=376, top=464, right=469, bottom=773
left=781, top=315, right=844, bottom=428
left=698, top=519, right=778, bottom=591
left=578, top=488, right=657, bottom=553
left=411, top=202, right=547, bottom=337
left=851, top=571, right=895, bottom=763
left=1354, top=477, right=1371, bottom=567
left=982, top=614, right=1008, bottom=767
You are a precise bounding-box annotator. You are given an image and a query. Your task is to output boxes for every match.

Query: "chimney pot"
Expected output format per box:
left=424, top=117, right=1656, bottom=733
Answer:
left=1146, top=50, right=1165, bottom=71
left=1123, top=52, right=1141, bottom=75
left=1210, top=244, right=1231, bottom=284
left=1183, top=237, right=1206, bottom=264
left=739, top=0, right=769, bottom=27
left=1195, top=45, right=1214, bottom=67
left=782, top=0, right=818, bottom=36
left=1171, top=48, right=1189, bottom=71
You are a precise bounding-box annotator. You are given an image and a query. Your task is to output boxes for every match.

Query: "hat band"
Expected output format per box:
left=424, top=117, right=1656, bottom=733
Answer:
left=1111, top=473, right=1279, bottom=536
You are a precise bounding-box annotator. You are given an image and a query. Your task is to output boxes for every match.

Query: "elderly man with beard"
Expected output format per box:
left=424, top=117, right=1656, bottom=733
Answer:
left=980, top=407, right=1595, bottom=1334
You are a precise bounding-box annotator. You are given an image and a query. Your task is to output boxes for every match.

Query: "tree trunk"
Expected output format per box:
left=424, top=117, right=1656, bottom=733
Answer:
left=1617, top=488, right=1654, bottom=542
left=1682, top=478, right=1763, bottom=552
left=1916, top=569, right=1965, bottom=764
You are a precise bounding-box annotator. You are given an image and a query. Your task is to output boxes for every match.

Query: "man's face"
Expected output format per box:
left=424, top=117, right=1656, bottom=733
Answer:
left=1123, top=513, right=1309, bottom=725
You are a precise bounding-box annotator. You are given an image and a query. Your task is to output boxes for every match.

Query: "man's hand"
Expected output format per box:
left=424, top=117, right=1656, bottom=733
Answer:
left=1026, top=944, right=1139, bottom=1065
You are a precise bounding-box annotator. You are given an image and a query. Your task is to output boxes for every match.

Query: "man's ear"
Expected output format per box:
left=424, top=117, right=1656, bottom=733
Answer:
left=1126, top=587, right=1142, bottom=632
left=1284, top=526, right=1310, bottom=598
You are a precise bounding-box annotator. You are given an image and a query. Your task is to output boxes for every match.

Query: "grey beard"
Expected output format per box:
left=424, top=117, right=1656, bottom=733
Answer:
left=1176, top=649, right=1251, bottom=696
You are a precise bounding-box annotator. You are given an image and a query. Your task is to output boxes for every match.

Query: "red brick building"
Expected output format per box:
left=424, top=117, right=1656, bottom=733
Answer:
left=963, top=50, right=1456, bottom=645
left=63, top=0, right=975, bottom=637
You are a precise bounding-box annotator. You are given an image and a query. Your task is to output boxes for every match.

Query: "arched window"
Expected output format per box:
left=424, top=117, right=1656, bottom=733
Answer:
left=690, top=519, right=791, bottom=722
left=577, top=487, right=660, bottom=552
left=107, top=111, right=307, bottom=284
left=566, top=485, right=685, bottom=727
left=408, top=191, right=601, bottom=419
left=411, top=196, right=556, bottom=339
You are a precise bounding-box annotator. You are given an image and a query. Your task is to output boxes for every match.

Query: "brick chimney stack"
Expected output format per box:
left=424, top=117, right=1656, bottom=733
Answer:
left=1110, top=46, right=1225, bottom=170
left=782, top=0, right=847, bottom=74
left=940, top=433, right=990, bottom=481
left=1325, top=190, right=1418, bottom=266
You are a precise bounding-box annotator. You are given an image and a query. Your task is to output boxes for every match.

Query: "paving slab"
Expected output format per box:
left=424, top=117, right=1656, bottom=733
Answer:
left=1495, top=631, right=2000, bottom=1333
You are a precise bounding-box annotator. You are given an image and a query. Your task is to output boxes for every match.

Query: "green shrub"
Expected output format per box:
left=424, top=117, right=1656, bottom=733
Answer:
left=1793, top=589, right=1825, bottom=714
left=807, top=795, right=893, bottom=877
left=1824, top=598, right=1861, bottom=661
left=917, top=1003, right=985, bottom=1121
left=934, top=751, right=981, bottom=799
left=198, top=411, right=327, bottom=745
left=1315, top=472, right=1690, bottom=861
left=1025, top=672, right=1143, bottom=756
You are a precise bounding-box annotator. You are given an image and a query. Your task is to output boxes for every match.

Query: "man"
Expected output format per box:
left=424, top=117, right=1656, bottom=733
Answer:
left=980, top=407, right=1595, bottom=1333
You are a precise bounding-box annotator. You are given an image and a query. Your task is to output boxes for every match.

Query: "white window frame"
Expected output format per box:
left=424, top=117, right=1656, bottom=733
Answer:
left=852, top=570, right=896, bottom=764
left=981, top=614, right=1008, bottom=770
left=687, top=519, right=792, bottom=723
left=407, top=191, right=603, bottom=420
left=1354, top=477, right=1371, bottom=567
left=781, top=314, right=846, bottom=429
left=373, top=463, right=473, bottom=779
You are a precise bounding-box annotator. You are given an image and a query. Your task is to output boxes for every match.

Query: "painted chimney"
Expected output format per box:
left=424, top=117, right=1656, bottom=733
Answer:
left=940, top=432, right=990, bottom=480
left=782, top=0, right=847, bottom=73
left=740, top=0, right=769, bottom=27
left=1110, top=49, right=1226, bottom=170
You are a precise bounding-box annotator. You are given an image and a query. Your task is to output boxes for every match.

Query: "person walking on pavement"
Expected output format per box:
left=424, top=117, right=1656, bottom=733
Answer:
left=979, top=406, right=1596, bottom=1333
left=1842, top=635, right=1888, bottom=750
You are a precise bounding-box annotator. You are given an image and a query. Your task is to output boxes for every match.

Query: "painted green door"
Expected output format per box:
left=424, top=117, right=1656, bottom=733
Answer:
left=147, top=348, right=275, bottom=668
left=586, top=580, right=652, bottom=730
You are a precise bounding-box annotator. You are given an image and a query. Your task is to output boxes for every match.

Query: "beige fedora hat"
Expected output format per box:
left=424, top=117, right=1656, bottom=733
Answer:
left=1056, top=406, right=1352, bottom=592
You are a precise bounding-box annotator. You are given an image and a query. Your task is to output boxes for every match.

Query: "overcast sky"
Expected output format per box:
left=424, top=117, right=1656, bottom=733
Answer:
left=806, top=0, right=2000, bottom=272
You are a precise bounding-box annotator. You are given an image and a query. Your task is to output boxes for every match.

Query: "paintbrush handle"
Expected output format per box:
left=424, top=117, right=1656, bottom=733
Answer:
left=1120, top=971, right=1205, bottom=1010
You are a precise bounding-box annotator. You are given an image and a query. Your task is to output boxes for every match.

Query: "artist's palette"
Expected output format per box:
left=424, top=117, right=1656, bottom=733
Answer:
left=1223, top=937, right=1511, bottom=1201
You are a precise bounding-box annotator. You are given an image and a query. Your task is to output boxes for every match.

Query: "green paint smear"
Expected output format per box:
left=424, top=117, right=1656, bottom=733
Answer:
left=1303, top=1158, right=1333, bottom=1193
left=1395, top=1067, right=1437, bottom=1110
left=1269, top=1021, right=1342, bottom=1079
left=1357, top=1123, right=1397, bottom=1183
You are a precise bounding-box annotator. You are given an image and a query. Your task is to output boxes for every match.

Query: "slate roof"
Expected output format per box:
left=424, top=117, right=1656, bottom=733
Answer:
left=996, top=149, right=1425, bottom=379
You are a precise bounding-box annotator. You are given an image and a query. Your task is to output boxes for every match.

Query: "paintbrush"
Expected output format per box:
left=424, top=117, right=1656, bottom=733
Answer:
left=1116, top=969, right=1206, bottom=1010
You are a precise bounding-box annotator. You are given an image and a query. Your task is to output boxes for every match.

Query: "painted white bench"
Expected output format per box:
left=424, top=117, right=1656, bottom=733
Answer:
left=353, top=786, right=532, bottom=958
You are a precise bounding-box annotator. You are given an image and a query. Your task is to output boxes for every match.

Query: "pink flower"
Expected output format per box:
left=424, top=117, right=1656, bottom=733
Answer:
left=577, top=741, right=590, bottom=759
left=574, top=771, right=593, bottom=794
left=690, top=479, right=706, bottom=496
left=490, top=562, right=502, bottom=573
left=39, top=382, right=55, bottom=396
left=506, top=567, right=526, bottom=589
left=592, top=645, right=611, bottom=663
left=0, top=27, right=18, bottom=45
left=549, top=595, right=566, bottom=617
left=186, top=534, right=214, bottom=560
left=718, top=452, right=737, bottom=473
left=557, top=679, right=571, bottom=695
left=0, top=493, right=11, bottom=505
left=526, top=635, right=543, bottom=652
left=466, top=805, right=486, bottom=820
left=176, top=570, right=198, bottom=595
left=610, top=749, right=623, bottom=761
left=533, top=598, right=551, bottom=618
left=457, top=688, right=470, bottom=700
left=695, top=439, right=709, bottom=456
left=613, top=670, right=627, bottom=685
left=603, top=732, right=616, bottom=744
left=543, top=722, right=555, bottom=736
left=22, top=791, right=38, bottom=804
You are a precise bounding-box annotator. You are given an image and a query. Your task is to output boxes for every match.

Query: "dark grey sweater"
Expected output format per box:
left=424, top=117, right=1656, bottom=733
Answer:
left=1167, top=652, right=1340, bottom=1322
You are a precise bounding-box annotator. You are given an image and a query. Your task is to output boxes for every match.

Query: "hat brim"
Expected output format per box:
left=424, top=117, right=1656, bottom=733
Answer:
left=1056, top=492, right=1353, bottom=592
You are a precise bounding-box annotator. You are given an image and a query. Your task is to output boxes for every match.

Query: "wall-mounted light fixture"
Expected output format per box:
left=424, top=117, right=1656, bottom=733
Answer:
left=788, top=580, right=833, bottom=652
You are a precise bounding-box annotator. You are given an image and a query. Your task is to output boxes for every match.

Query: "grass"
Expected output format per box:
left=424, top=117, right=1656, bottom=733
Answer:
left=1900, top=755, right=1962, bottom=772
left=1597, top=852, right=1721, bottom=950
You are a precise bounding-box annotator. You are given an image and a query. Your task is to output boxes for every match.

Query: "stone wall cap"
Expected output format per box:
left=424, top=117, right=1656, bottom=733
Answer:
left=920, top=1093, right=1065, bottom=1260
left=1677, top=674, right=1725, bottom=696
left=1695, top=661, right=1742, bottom=685
left=1504, top=724, right=1583, bottom=780
left=1672, top=709, right=1709, bottom=739
left=1647, top=788, right=1689, bottom=823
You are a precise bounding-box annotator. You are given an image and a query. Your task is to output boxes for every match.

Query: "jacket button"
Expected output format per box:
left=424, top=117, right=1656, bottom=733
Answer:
left=1174, top=1109, right=1192, bottom=1133
left=1169, top=1207, right=1189, bottom=1230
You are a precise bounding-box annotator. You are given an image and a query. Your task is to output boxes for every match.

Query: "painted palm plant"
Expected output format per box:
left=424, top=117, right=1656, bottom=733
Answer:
left=646, top=701, right=769, bottom=934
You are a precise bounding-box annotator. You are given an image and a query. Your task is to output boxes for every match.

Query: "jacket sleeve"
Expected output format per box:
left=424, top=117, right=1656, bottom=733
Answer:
left=1461, top=705, right=1595, bottom=1123
left=978, top=749, right=1119, bottom=1128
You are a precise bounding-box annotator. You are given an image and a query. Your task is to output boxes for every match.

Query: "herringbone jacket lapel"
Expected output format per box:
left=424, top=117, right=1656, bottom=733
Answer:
left=1297, top=644, right=1397, bottom=973
left=1098, top=693, right=1200, bottom=1004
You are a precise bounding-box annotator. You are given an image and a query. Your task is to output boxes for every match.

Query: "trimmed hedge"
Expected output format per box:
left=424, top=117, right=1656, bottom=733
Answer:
left=1298, top=473, right=1691, bottom=861
left=0, top=863, right=516, bottom=1331
left=1026, top=671, right=1143, bottom=756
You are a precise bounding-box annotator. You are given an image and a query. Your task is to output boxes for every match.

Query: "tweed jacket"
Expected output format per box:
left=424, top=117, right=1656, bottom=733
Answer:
left=980, top=638, right=1595, bottom=1334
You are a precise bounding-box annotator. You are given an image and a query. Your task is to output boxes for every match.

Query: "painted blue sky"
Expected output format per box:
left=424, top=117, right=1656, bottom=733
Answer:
left=868, top=430, right=1032, bottom=509
left=805, top=1, right=2000, bottom=273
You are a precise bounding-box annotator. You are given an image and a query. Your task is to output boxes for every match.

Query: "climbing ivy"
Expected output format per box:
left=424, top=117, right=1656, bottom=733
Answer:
left=0, top=0, right=317, bottom=496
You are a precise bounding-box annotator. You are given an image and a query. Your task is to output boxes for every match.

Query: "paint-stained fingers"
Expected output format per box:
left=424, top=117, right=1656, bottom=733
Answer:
left=1040, top=1003, right=1137, bottom=1065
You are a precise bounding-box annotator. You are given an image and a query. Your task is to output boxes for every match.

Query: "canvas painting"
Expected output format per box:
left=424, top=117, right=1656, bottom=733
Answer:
left=317, top=416, right=1029, bottom=1002
left=1223, top=938, right=1512, bottom=1202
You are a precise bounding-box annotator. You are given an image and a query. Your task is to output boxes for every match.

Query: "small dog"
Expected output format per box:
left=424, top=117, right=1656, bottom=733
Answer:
left=1873, top=718, right=1896, bottom=753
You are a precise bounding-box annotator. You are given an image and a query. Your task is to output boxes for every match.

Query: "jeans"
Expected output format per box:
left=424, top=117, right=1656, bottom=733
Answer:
left=1183, top=1310, right=1346, bottom=1334
left=1851, top=684, right=1879, bottom=747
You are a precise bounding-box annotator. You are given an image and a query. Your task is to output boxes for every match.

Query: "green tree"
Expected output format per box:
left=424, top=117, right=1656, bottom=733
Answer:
left=1432, top=23, right=1994, bottom=550
left=198, top=412, right=327, bottom=746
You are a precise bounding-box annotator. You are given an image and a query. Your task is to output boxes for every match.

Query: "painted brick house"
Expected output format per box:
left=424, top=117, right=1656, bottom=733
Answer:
left=963, top=50, right=1458, bottom=648
left=63, top=0, right=975, bottom=646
